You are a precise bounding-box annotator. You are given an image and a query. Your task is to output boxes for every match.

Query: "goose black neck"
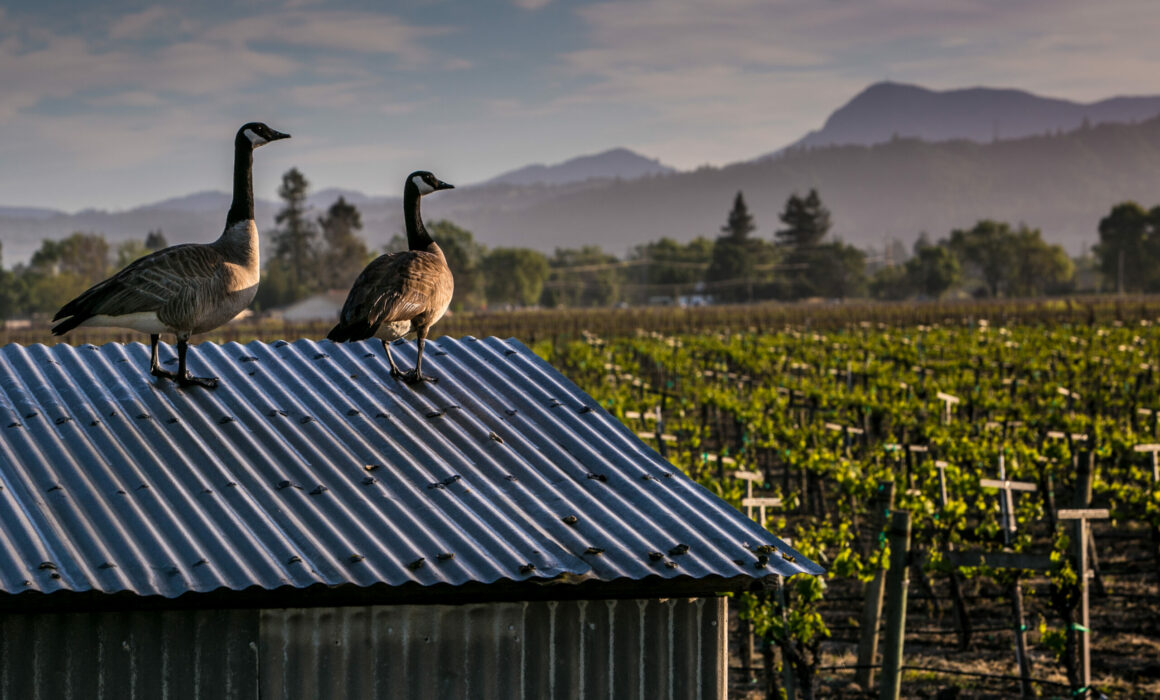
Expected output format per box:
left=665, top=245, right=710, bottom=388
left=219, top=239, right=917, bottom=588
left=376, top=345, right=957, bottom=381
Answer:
left=225, top=139, right=254, bottom=228
left=404, top=185, right=434, bottom=250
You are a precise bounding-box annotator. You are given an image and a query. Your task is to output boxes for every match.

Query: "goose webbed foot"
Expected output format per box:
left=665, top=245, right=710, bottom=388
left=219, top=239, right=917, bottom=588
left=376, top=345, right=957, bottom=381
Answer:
left=177, top=373, right=219, bottom=390
left=172, top=337, right=216, bottom=389
left=402, top=370, right=438, bottom=385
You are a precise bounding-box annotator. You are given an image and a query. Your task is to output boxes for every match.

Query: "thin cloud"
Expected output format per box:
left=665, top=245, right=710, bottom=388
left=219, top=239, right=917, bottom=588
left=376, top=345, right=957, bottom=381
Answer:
left=108, top=7, right=171, bottom=40
left=512, top=0, right=552, bottom=10
left=207, top=10, right=453, bottom=62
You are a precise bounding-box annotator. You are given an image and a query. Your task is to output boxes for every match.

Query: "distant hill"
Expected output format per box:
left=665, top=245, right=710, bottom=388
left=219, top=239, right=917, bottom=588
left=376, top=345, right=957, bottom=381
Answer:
left=0, top=206, right=63, bottom=221
left=774, top=81, right=1160, bottom=154
left=6, top=89, right=1160, bottom=266
left=485, top=147, right=676, bottom=186
left=435, top=116, right=1160, bottom=257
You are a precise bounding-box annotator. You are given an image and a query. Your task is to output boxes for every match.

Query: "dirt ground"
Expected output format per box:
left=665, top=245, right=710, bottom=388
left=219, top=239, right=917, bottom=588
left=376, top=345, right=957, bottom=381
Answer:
left=728, top=523, right=1160, bottom=699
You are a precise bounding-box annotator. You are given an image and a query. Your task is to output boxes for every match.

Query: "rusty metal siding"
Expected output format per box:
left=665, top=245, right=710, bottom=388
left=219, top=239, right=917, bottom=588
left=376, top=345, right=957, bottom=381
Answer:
left=0, top=608, right=259, bottom=700
left=259, top=597, right=726, bottom=700
left=0, top=338, right=820, bottom=606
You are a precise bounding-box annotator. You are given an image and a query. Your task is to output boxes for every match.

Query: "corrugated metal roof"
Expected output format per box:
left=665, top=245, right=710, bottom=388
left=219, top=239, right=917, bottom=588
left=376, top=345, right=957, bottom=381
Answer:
left=0, top=337, right=820, bottom=608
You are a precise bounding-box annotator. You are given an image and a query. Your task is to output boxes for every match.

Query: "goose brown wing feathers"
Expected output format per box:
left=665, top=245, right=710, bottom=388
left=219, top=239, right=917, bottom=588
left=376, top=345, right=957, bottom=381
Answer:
left=53, top=244, right=227, bottom=329
left=332, top=251, right=447, bottom=338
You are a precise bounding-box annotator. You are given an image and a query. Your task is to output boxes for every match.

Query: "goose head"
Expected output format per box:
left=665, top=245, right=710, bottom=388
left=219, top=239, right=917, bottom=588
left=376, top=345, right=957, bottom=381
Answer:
left=237, top=122, right=291, bottom=149
left=406, top=171, right=454, bottom=196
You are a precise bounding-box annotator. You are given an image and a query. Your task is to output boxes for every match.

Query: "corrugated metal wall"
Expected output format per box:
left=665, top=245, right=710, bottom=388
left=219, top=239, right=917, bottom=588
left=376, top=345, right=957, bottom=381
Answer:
left=0, top=608, right=258, bottom=700
left=0, top=598, right=725, bottom=699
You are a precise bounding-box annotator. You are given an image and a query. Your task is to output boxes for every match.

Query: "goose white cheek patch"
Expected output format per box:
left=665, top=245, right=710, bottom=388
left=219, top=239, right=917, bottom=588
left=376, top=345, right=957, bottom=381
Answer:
left=244, top=129, right=268, bottom=146
left=412, top=176, right=435, bottom=195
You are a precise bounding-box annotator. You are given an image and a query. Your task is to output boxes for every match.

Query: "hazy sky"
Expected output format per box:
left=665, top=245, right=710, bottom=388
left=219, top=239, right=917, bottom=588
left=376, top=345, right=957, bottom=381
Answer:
left=3, top=0, right=1159, bottom=211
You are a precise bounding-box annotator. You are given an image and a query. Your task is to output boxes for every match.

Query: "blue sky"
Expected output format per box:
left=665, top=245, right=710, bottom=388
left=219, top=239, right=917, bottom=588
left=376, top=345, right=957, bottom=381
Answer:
left=2, top=0, right=1159, bottom=211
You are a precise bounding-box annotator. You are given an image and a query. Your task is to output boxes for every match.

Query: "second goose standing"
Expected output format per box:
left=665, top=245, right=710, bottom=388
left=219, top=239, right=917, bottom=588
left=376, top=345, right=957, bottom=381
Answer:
left=327, top=171, right=454, bottom=383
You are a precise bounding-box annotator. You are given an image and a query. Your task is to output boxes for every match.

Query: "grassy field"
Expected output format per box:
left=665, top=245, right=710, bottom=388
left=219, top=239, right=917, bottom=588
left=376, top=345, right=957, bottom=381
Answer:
left=7, top=294, right=1160, bottom=348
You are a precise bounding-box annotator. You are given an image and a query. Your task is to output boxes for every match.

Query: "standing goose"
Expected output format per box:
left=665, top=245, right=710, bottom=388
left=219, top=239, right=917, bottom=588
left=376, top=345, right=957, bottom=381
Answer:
left=327, top=170, right=454, bottom=383
left=51, top=122, right=290, bottom=388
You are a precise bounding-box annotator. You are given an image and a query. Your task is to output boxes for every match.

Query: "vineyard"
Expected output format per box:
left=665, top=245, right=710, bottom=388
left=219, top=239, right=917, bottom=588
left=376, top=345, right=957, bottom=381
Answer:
left=5, top=298, right=1160, bottom=698
left=529, top=311, right=1160, bottom=699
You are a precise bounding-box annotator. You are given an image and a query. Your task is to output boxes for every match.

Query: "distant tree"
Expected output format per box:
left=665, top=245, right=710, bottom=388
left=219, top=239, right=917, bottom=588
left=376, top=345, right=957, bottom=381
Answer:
left=482, top=248, right=548, bottom=307
left=1007, top=226, right=1075, bottom=297
left=707, top=192, right=775, bottom=303
left=774, top=188, right=831, bottom=249
left=269, top=168, right=318, bottom=299
left=260, top=167, right=318, bottom=309
left=317, top=196, right=369, bottom=291
left=21, top=233, right=110, bottom=314
left=144, top=229, right=168, bottom=251
left=948, top=220, right=1071, bottom=297
left=723, top=191, right=757, bottom=240
left=115, top=239, right=152, bottom=269
left=541, top=246, right=621, bottom=308
left=904, top=234, right=960, bottom=298
left=948, top=220, right=1017, bottom=297
left=774, top=189, right=834, bottom=299
left=869, top=264, right=911, bottom=300
left=811, top=240, right=868, bottom=299
left=627, top=237, right=713, bottom=303
left=30, top=232, right=110, bottom=284
left=1093, top=202, right=1155, bottom=293
left=0, top=241, right=15, bottom=320
left=427, top=220, right=487, bottom=311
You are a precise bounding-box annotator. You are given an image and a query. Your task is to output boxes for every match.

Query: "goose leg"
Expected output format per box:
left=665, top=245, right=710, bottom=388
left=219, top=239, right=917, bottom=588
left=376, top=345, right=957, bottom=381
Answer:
left=175, top=335, right=218, bottom=389
left=404, top=326, right=438, bottom=384
left=382, top=340, right=404, bottom=380
left=149, top=334, right=179, bottom=381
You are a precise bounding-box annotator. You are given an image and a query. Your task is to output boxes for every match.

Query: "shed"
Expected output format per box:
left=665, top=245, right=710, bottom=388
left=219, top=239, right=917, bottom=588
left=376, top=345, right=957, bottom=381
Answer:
left=0, top=336, right=821, bottom=699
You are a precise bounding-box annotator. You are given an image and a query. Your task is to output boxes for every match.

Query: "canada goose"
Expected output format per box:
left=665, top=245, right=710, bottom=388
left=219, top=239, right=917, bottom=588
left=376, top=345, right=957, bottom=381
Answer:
left=51, top=122, right=290, bottom=388
left=327, top=171, right=454, bottom=383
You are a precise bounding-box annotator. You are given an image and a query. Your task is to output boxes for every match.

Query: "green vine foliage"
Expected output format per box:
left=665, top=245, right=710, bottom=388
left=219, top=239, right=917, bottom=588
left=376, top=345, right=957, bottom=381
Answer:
left=538, top=320, right=1160, bottom=694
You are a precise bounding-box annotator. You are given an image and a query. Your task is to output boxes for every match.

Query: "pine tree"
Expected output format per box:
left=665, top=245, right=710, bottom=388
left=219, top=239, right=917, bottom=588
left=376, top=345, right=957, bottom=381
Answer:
left=722, top=191, right=756, bottom=240
left=707, top=191, right=772, bottom=303
left=144, top=229, right=168, bottom=251
left=317, top=196, right=368, bottom=291
left=774, top=188, right=831, bottom=249
left=774, top=189, right=834, bottom=299
left=269, top=167, right=318, bottom=303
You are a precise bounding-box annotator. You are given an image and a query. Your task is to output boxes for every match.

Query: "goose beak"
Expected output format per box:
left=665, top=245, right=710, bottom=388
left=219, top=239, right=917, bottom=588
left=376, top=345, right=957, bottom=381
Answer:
left=269, top=130, right=291, bottom=141
left=435, top=180, right=454, bottom=191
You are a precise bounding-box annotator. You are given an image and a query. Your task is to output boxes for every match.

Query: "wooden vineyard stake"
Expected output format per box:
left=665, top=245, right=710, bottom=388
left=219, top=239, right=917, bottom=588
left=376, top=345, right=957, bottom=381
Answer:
left=947, top=456, right=1040, bottom=698
left=856, top=480, right=895, bottom=691
left=1060, top=452, right=1109, bottom=696
left=1057, top=507, right=1110, bottom=694
left=732, top=469, right=782, bottom=527
left=934, top=460, right=971, bottom=649
left=1133, top=443, right=1160, bottom=483
left=1134, top=444, right=1160, bottom=586
left=936, top=391, right=960, bottom=425
left=905, top=444, right=928, bottom=494
left=879, top=510, right=912, bottom=700
left=934, top=460, right=949, bottom=508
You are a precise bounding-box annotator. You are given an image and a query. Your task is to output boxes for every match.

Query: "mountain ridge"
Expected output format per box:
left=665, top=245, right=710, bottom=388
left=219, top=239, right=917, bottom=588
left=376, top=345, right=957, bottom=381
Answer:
left=773, top=81, right=1160, bottom=155
left=5, top=83, right=1160, bottom=266
left=484, top=147, right=676, bottom=186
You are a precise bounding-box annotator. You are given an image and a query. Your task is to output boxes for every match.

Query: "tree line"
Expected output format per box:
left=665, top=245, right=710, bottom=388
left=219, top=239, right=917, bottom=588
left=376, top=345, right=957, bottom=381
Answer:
left=0, top=166, right=1152, bottom=320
